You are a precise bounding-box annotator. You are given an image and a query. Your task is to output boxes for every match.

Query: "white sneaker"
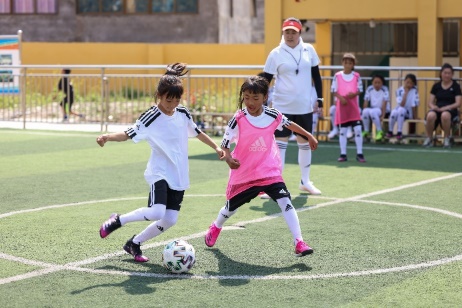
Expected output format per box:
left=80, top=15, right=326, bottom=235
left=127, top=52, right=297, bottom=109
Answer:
left=443, top=137, right=451, bottom=148
left=299, top=181, right=321, bottom=195
left=422, top=137, right=433, bottom=147
left=260, top=193, right=271, bottom=199
left=327, top=129, right=338, bottom=139
left=347, top=127, right=354, bottom=139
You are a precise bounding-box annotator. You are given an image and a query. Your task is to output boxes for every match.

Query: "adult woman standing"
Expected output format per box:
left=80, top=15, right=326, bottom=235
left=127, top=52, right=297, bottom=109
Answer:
left=423, top=63, right=461, bottom=148
left=262, top=17, right=323, bottom=195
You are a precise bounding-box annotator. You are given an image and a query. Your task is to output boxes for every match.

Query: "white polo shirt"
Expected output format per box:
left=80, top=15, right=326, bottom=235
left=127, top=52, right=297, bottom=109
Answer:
left=264, top=37, right=320, bottom=114
left=125, top=105, right=200, bottom=191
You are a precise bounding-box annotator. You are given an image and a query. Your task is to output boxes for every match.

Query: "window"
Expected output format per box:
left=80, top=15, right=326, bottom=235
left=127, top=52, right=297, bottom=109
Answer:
left=0, top=0, right=57, bottom=14
left=76, top=0, right=198, bottom=14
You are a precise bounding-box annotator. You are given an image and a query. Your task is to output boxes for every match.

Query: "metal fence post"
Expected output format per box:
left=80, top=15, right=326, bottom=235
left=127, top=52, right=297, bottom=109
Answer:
left=21, top=67, right=27, bottom=129
left=100, top=68, right=106, bottom=132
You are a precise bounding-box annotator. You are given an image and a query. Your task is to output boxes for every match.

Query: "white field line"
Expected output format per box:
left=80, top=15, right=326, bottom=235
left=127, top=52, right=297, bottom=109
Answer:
left=0, top=173, right=461, bottom=284
left=0, top=195, right=226, bottom=219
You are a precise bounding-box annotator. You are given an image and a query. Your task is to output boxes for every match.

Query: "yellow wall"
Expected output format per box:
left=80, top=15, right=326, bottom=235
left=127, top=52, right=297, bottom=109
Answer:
left=22, top=42, right=267, bottom=75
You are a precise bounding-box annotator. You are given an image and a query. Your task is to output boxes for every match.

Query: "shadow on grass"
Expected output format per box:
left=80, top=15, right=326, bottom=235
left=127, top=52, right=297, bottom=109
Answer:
left=205, top=248, right=312, bottom=286
left=249, top=194, right=310, bottom=216
left=70, top=263, right=178, bottom=295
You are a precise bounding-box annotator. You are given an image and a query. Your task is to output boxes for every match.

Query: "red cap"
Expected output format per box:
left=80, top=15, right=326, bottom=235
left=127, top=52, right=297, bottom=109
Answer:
left=282, top=20, right=302, bottom=32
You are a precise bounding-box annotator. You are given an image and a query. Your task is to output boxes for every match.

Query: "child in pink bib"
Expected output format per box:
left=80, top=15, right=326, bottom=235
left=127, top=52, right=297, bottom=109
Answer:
left=205, top=75, right=319, bottom=257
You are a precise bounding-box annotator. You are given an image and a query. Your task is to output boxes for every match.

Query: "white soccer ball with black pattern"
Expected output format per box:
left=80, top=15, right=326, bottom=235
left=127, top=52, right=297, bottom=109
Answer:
left=162, top=239, right=196, bottom=273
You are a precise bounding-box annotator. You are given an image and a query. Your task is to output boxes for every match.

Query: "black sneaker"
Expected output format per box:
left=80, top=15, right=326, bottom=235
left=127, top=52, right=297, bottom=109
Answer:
left=356, top=154, right=366, bottom=163
left=337, top=154, right=347, bottom=162
left=123, top=236, right=149, bottom=262
left=99, top=213, right=121, bottom=238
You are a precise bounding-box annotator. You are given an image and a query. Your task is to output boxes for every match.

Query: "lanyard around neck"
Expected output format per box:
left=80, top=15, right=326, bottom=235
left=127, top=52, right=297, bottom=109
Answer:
left=283, top=48, right=302, bottom=75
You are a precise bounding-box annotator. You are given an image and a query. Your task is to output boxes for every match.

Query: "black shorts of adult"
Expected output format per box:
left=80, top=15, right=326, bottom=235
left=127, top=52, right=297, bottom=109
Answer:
left=426, top=109, right=459, bottom=129
left=147, top=179, right=184, bottom=211
left=227, top=182, right=290, bottom=211
left=274, top=113, right=313, bottom=140
left=339, top=120, right=362, bottom=128
left=59, top=95, right=74, bottom=109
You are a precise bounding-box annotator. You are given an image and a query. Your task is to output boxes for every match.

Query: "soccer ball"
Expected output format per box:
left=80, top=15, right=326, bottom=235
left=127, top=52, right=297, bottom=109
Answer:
left=162, top=239, right=196, bottom=274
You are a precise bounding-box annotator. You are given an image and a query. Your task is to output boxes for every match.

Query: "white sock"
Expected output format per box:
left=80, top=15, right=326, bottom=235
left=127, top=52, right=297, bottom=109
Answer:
left=276, top=140, right=288, bottom=171
left=354, top=125, right=363, bottom=154
left=119, top=204, right=166, bottom=225
left=214, top=201, right=236, bottom=228
left=133, top=209, right=178, bottom=244
left=339, top=127, right=348, bottom=155
left=298, top=142, right=312, bottom=185
left=276, top=197, right=302, bottom=241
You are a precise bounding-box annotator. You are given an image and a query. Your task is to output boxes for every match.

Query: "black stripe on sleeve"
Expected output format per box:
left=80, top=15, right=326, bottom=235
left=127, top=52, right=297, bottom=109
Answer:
left=264, top=107, right=279, bottom=119
left=221, top=139, right=230, bottom=148
left=125, top=128, right=137, bottom=139
left=177, top=106, right=192, bottom=119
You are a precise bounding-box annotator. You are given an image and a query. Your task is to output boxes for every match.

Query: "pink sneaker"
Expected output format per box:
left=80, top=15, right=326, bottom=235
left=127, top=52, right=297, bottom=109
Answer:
left=295, top=240, right=314, bottom=257
left=205, top=223, right=222, bottom=247
left=100, top=213, right=121, bottom=238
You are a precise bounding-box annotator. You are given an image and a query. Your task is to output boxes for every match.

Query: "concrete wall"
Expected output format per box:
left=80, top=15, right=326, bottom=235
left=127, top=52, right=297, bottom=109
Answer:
left=1, top=0, right=220, bottom=43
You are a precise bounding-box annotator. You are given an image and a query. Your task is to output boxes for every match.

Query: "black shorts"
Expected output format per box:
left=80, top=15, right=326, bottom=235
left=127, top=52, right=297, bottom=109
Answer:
left=59, top=94, right=74, bottom=109
left=427, top=109, right=459, bottom=129
left=340, top=120, right=362, bottom=128
left=275, top=113, right=313, bottom=139
left=147, top=179, right=184, bottom=211
left=227, top=182, right=290, bottom=212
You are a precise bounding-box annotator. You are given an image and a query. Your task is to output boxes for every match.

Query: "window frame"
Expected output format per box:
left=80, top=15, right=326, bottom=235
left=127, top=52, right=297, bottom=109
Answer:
left=0, top=0, right=58, bottom=15
left=75, top=0, right=199, bottom=15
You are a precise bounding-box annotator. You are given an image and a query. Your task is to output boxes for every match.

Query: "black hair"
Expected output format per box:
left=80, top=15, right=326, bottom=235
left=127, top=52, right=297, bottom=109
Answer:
left=238, top=76, right=269, bottom=109
left=63, top=69, right=71, bottom=74
left=155, top=62, right=188, bottom=100
left=404, top=73, right=417, bottom=86
left=439, top=63, right=454, bottom=80
left=371, top=74, right=385, bottom=85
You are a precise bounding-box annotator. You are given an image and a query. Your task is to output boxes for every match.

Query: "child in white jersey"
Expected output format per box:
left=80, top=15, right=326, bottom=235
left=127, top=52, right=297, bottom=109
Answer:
left=386, top=74, right=419, bottom=140
left=205, top=75, right=318, bottom=257
left=361, top=75, right=390, bottom=141
left=96, top=63, right=225, bottom=263
left=331, top=53, right=365, bottom=162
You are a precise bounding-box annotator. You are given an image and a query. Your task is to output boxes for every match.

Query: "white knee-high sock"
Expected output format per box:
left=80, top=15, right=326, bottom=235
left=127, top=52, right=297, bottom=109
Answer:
left=298, top=142, right=312, bottom=185
left=133, top=209, right=178, bottom=244
left=339, top=127, right=348, bottom=155
left=277, top=197, right=302, bottom=242
left=120, top=204, right=166, bottom=225
left=214, top=201, right=237, bottom=228
left=354, top=125, right=363, bottom=154
left=276, top=140, right=288, bottom=171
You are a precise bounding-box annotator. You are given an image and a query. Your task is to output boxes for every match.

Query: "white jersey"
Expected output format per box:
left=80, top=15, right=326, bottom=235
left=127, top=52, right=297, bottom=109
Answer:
left=221, top=106, right=291, bottom=149
left=125, top=105, right=200, bottom=190
left=364, top=85, right=390, bottom=111
left=264, top=37, right=320, bottom=114
left=395, top=86, right=419, bottom=118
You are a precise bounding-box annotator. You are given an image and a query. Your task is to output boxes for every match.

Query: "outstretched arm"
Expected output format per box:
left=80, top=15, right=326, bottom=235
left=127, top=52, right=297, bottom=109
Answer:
left=286, top=122, right=318, bottom=150
left=196, top=132, right=225, bottom=160
left=96, top=131, right=129, bottom=147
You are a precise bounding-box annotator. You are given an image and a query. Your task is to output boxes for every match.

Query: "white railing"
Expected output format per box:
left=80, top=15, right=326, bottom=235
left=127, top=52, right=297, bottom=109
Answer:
left=0, top=65, right=460, bottom=134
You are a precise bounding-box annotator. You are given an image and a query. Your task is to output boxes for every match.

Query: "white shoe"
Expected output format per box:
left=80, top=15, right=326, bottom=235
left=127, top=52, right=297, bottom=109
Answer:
left=299, top=181, right=321, bottom=195
left=422, top=137, right=433, bottom=148
left=347, top=127, right=354, bottom=139
left=443, top=137, right=451, bottom=148
left=327, top=129, right=338, bottom=139
left=260, top=193, right=271, bottom=199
